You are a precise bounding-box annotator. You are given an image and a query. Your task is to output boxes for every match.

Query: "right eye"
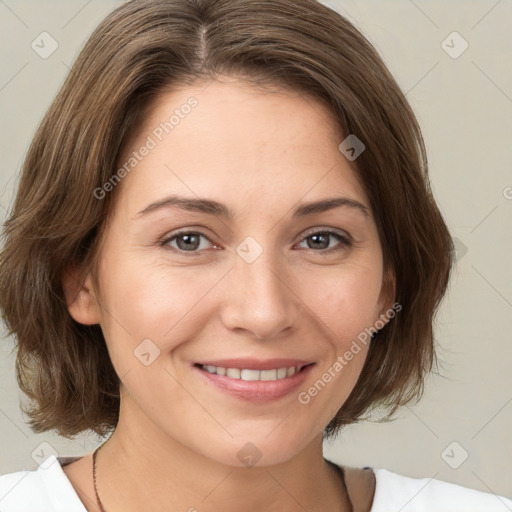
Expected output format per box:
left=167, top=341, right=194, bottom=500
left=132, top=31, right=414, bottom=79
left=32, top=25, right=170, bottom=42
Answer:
left=161, top=230, right=218, bottom=255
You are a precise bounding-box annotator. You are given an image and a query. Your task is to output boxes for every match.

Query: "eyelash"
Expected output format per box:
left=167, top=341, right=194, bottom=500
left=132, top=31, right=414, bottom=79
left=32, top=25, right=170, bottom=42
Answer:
left=160, top=228, right=352, bottom=256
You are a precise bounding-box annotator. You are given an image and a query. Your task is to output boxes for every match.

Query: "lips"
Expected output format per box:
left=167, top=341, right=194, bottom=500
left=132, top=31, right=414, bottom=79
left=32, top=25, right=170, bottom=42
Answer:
left=192, top=358, right=316, bottom=402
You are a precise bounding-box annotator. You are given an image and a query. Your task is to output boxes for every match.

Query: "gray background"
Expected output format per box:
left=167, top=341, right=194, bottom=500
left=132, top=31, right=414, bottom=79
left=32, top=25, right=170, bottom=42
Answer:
left=1, top=0, right=511, bottom=501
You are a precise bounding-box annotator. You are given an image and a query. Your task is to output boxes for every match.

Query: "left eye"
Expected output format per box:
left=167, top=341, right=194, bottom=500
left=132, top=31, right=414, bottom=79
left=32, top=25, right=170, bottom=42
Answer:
left=297, top=231, right=351, bottom=252
left=161, top=230, right=351, bottom=254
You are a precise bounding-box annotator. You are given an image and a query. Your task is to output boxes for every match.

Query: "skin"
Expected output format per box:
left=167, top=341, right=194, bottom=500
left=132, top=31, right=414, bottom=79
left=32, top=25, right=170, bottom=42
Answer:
left=63, top=75, right=394, bottom=512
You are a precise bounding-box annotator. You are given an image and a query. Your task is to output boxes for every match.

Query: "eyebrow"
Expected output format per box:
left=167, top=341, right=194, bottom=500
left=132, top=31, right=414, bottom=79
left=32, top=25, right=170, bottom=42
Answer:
left=136, top=195, right=370, bottom=219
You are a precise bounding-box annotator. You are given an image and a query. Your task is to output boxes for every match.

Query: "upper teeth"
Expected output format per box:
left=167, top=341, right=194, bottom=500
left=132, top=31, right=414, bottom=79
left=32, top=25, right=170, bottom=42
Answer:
left=201, top=365, right=299, bottom=381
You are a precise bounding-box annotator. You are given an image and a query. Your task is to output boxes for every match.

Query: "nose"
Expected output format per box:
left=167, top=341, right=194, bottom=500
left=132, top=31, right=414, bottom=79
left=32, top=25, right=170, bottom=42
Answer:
left=219, top=248, right=300, bottom=340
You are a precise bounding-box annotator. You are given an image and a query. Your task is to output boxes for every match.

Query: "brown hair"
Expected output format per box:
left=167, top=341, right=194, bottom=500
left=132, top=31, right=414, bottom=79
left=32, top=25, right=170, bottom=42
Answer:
left=0, top=0, right=453, bottom=440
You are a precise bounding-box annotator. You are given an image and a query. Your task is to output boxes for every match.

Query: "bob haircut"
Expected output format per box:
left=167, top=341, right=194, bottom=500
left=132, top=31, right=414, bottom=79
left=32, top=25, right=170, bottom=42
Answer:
left=0, top=0, right=453, bottom=440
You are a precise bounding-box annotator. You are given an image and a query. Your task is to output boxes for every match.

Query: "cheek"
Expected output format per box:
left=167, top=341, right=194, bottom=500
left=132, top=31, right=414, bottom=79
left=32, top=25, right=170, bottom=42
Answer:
left=96, top=255, right=222, bottom=358
left=291, top=264, right=383, bottom=419
left=303, top=261, right=384, bottom=341
left=99, top=249, right=383, bottom=337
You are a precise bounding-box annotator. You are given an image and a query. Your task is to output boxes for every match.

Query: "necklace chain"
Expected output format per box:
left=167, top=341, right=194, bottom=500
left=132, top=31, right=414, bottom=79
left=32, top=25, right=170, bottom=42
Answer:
left=92, top=443, right=353, bottom=512
left=92, top=439, right=110, bottom=512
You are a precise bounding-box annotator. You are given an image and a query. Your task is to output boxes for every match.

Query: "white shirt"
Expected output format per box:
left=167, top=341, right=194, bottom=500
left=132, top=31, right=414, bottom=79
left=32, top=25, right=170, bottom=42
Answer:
left=1, top=455, right=511, bottom=511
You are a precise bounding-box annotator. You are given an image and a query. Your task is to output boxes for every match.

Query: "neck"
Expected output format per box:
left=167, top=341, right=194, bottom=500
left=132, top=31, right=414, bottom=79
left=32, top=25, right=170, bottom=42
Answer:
left=94, top=396, right=351, bottom=512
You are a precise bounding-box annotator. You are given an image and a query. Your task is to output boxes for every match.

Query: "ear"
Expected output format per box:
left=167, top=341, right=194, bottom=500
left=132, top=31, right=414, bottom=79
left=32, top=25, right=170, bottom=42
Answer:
left=376, top=265, right=397, bottom=325
left=62, top=264, right=102, bottom=326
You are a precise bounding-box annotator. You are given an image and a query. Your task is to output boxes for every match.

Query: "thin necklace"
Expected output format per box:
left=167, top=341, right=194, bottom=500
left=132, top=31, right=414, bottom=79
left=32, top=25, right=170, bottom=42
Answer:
left=92, top=439, right=110, bottom=512
left=93, top=446, right=353, bottom=512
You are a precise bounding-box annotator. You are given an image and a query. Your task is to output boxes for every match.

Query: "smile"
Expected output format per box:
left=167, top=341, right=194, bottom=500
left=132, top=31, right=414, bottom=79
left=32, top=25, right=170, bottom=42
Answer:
left=193, top=360, right=316, bottom=402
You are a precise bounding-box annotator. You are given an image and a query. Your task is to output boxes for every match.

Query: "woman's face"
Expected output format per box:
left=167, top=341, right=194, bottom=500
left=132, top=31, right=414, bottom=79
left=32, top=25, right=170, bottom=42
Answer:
left=76, top=76, right=393, bottom=467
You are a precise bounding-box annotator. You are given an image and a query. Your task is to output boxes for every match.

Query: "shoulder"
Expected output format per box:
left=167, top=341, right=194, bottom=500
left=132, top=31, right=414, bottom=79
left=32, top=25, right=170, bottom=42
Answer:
left=371, top=467, right=512, bottom=512
left=0, top=455, right=87, bottom=512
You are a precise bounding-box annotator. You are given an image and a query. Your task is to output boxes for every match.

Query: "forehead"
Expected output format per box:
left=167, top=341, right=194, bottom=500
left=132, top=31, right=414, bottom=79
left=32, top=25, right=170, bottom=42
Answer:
left=114, top=77, right=370, bottom=218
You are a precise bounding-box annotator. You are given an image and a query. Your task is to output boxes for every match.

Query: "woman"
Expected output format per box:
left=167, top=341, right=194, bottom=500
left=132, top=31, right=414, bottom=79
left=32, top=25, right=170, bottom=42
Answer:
left=0, top=0, right=510, bottom=511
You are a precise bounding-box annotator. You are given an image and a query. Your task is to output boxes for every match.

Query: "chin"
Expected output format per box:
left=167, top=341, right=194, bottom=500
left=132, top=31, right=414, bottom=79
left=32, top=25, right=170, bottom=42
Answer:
left=191, top=428, right=315, bottom=469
